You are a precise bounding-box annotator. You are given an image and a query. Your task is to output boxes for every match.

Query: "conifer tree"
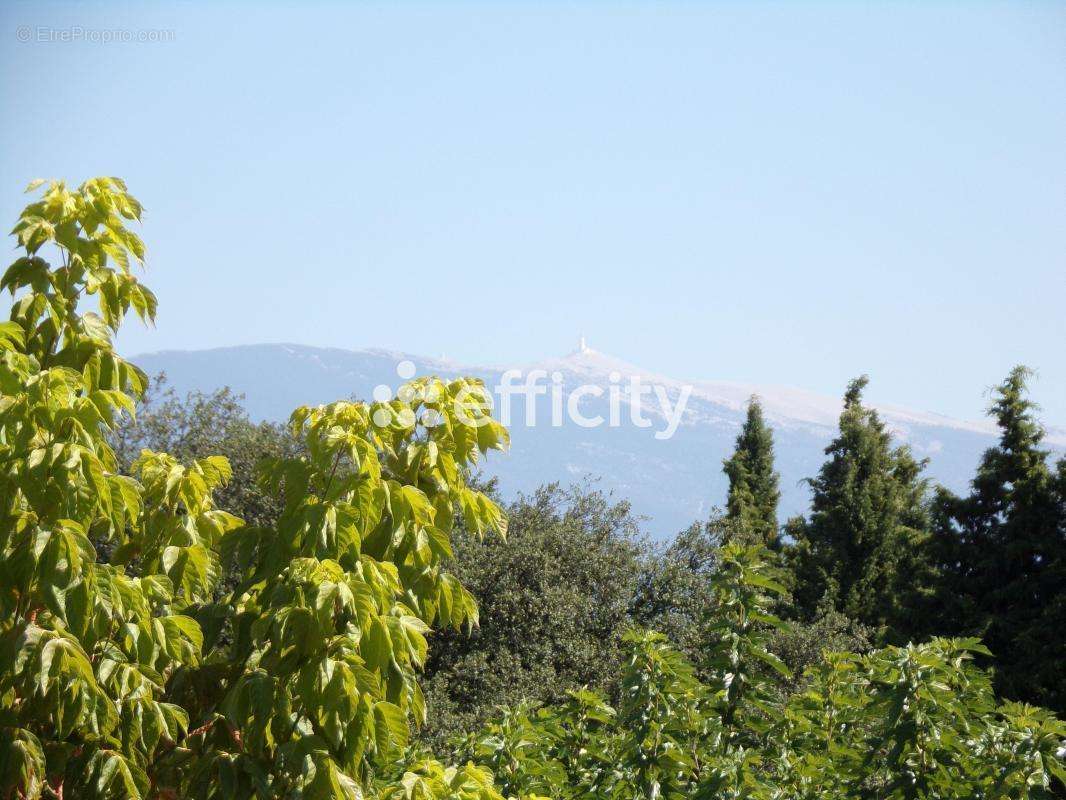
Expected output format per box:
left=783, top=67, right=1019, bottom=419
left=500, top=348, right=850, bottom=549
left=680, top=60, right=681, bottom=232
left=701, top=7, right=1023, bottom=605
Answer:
left=932, top=366, right=1066, bottom=711
left=722, top=397, right=780, bottom=545
left=788, top=376, right=934, bottom=643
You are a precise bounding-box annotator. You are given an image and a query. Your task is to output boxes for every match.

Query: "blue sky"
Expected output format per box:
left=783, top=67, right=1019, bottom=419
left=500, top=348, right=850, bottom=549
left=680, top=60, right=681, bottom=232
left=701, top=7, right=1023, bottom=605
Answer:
left=2, top=2, right=1064, bottom=424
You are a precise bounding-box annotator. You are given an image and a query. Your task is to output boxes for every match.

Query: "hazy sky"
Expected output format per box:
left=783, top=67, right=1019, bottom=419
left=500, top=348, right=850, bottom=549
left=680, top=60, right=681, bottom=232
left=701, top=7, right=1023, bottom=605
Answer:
left=2, top=2, right=1064, bottom=424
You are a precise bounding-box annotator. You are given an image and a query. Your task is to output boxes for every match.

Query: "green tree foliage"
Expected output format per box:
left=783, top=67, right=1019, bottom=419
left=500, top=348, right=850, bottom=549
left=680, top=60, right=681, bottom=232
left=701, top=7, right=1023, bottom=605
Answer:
left=1, top=178, right=1062, bottom=800
left=420, top=484, right=645, bottom=747
left=455, top=543, right=1066, bottom=799
left=787, top=376, right=935, bottom=643
left=932, top=366, right=1066, bottom=711
left=0, top=179, right=510, bottom=799
left=636, top=518, right=873, bottom=686
left=722, top=397, right=780, bottom=545
left=379, top=759, right=511, bottom=800
left=112, top=378, right=299, bottom=530
left=767, top=607, right=871, bottom=679
left=700, top=543, right=791, bottom=736
left=631, top=518, right=723, bottom=660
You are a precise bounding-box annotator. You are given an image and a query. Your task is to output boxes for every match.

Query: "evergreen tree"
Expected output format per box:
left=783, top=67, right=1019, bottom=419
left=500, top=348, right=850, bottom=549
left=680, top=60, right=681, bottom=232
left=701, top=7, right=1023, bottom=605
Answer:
left=722, top=396, right=781, bottom=545
left=932, top=366, right=1066, bottom=711
left=788, top=376, right=934, bottom=643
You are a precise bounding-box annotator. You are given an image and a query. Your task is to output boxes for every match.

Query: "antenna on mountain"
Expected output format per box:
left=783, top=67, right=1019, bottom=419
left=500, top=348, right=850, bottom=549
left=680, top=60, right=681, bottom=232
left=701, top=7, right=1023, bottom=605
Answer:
left=578, top=334, right=589, bottom=354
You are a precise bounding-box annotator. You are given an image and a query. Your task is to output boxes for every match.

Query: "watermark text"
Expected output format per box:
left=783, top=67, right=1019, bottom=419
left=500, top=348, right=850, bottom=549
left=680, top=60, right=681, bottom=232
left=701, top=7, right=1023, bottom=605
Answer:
left=17, top=26, right=176, bottom=44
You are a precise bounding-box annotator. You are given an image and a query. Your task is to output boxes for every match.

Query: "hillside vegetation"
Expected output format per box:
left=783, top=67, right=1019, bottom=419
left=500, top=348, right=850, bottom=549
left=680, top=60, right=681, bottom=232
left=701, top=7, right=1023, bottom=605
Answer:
left=0, top=178, right=1063, bottom=799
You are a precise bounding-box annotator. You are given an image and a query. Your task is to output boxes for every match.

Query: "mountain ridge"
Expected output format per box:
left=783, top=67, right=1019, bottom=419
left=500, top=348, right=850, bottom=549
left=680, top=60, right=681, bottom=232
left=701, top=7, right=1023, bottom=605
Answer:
left=130, top=342, right=1065, bottom=537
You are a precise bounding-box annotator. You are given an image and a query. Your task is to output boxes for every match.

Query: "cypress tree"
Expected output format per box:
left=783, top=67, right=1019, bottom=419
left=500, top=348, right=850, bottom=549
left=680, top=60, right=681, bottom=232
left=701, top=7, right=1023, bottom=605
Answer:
left=723, top=396, right=781, bottom=545
left=932, top=366, right=1066, bottom=710
left=788, top=376, right=934, bottom=643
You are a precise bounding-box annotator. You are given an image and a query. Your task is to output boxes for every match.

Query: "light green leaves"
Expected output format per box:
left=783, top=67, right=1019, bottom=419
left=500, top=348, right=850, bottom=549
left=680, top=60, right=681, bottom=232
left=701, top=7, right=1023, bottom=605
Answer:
left=381, top=760, right=505, bottom=800
left=0, top=175, right=515, bottom=799
left=211, top=373, right=510, bottom=789
left=0, top=179, right=231, bottom=799
left=0, top=728, right=46, bottom=800
left=81, top=749, right=149, bottom=799
left=7, top=625, right=113, bottom=740
left=373, top=701, right=409, bottom=762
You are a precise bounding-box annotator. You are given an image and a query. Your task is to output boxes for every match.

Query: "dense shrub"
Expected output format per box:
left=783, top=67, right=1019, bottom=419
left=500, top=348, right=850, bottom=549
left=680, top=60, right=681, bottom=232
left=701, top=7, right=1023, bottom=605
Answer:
left=421, top=484, right=645, bottom=747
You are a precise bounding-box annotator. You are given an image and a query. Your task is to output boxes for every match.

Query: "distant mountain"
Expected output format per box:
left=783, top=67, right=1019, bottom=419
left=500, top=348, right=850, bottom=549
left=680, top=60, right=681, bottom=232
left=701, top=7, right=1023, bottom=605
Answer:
left=131, top=343, right=1066, bottom=538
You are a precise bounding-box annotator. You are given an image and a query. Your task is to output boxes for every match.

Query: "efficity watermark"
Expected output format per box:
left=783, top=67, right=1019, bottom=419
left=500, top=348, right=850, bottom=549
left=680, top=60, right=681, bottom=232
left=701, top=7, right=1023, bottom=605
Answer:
left=371, top=359, right=693, bottom=441
left=16, top=26, right=176, bottom=44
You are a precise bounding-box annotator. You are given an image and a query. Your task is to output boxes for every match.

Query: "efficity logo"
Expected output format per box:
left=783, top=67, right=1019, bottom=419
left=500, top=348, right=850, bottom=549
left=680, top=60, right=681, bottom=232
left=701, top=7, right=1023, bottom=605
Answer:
left=371, top=351, right=692, bottom=441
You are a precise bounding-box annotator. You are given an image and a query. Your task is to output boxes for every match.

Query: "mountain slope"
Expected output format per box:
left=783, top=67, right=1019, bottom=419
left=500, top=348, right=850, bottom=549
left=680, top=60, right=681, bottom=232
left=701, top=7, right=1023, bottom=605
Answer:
left=131, top=343, right=1064, bottom=538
